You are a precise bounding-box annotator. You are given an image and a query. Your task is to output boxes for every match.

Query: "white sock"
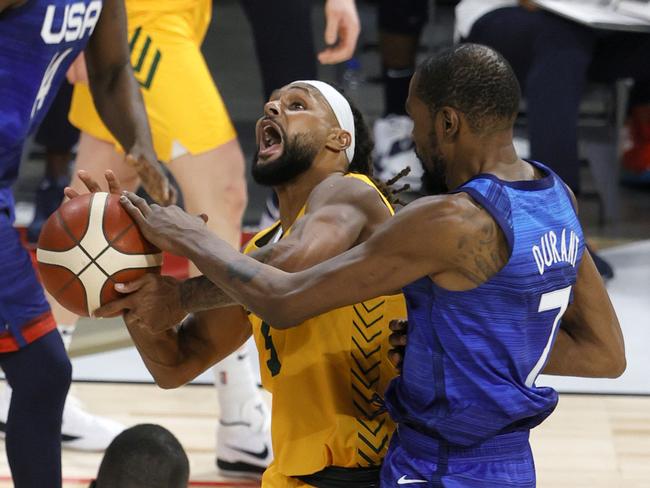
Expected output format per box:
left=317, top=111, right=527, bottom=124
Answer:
left=57, top=323, right=76, bottom=352
left=213, top=344, right=263, bottom=423
left=245, top=336, right=262, bottom=387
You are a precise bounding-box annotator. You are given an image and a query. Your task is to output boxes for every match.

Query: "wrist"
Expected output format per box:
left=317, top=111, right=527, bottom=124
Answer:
left=178, top=227, right=210, bottom=264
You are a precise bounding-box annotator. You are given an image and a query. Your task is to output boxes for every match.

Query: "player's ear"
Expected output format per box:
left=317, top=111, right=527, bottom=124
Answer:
left=439, top=107, right=460, bottom=141
left=325, top=128, right=352, bottom=155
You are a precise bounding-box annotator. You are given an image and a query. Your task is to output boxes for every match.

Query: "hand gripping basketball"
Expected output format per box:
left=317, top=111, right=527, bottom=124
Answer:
left=36, top=191, right=163, bottom=317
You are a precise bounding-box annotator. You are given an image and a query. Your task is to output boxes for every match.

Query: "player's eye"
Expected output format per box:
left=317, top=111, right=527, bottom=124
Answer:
left=289, top=101, right=306, bottom=110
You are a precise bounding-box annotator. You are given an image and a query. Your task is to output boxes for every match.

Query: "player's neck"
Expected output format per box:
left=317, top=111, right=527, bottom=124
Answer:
left=451, top=131, right=523, bottom=188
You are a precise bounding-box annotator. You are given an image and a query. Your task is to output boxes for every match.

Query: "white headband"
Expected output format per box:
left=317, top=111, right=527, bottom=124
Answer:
left=291, top=80, right=355, bottom=163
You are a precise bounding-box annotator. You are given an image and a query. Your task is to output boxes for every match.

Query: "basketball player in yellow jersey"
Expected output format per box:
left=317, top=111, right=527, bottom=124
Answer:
left=92, top=80, right=407, bottom=486
left=50, top=0, right=267, bottom=472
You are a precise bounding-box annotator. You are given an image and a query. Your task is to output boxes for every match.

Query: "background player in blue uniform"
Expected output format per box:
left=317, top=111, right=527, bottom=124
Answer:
left=116, top=44, right=626, bottom=487
left=0, top=0, right=172, bottom=485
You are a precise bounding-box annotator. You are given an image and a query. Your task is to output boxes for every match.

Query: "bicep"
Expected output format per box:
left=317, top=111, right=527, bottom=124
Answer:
left=259, top=202, right=368, bottom=272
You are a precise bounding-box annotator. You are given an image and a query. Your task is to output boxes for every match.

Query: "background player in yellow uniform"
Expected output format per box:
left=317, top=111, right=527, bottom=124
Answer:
left=87, top=80, right=407, bottom=485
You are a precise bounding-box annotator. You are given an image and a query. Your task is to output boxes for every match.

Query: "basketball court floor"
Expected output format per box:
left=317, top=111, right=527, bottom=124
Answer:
left=4, top=1, right=650, bottom=486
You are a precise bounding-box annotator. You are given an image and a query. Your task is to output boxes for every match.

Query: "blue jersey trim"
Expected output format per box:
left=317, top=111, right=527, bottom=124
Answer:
left=461, top=160, right=554, bottom=191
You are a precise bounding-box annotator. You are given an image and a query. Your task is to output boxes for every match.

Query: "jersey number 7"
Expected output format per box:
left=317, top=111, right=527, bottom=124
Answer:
left=525, top=285, right=572, bottom=387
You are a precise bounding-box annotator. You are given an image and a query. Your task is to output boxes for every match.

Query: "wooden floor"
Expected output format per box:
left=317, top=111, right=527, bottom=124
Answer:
left=0, top=383, right=647, bottom=487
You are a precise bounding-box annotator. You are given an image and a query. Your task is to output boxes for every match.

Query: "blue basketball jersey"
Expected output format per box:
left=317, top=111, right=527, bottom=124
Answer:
left=384, top=161, right=584, bottom=447
left=0, top=0, right=102, bottom=199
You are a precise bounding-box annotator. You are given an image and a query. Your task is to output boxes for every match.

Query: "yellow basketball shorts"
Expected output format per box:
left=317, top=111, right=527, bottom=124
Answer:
left=69, top=8, right=236, bottom=163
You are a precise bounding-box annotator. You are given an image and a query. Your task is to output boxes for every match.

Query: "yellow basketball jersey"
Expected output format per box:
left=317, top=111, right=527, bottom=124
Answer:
left=243, top=174, right=407, bottom=483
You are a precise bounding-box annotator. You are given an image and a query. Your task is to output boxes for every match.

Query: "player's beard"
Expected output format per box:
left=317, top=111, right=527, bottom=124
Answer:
left=416, top=129, right=448, bottom=195
left=252, top=132, right=318, bottom=187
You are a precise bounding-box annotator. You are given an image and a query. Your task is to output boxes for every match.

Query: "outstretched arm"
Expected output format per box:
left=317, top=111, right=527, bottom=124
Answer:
left=84, top=0, right=174, bottom=204
left=96, top=175, right=391, bottom=331
left=119, top=192, right=458, bottom=328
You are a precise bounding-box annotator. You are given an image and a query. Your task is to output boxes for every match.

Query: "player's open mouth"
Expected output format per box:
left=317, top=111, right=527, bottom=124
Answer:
left=258, top=119, right=284, bottom=161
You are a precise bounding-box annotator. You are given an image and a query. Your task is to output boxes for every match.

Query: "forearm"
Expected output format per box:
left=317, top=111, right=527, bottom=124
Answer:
left=183, top=230, right=293, bottom=324
left=180, top=276, right=238, bottom=313
left=87, top=62, right=153, bottom=154
left=543, top=327, right=625, bottom=378
left=124, top=321, right=191, bottom=389
left=178, top=247, right=285, bottom=313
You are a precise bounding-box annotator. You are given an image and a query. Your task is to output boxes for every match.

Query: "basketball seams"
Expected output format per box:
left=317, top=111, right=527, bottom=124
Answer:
left=55, top=202, right=104, bottom=269
left=101, top=194, right=138, bottom=248
left=55, top=208, right=85, bottom=253
left=38, top=262, right=83, bottom=299
left=54, top=203, right=113, bottom=279
left=37, top=192, right=162, bottom=316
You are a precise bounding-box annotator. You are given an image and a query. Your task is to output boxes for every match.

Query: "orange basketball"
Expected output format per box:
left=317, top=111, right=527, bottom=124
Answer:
left=36, top=192, right=162, bottom=317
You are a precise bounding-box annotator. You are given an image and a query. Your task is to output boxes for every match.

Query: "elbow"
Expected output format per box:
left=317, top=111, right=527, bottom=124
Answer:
left=151, top=372, right=188, bottom=390
left=256, top=295, right=302, bottom=330
left=604, top=352, right=626, bottom=378
left=602, top=325, right=627, bottom=378
left=268, top=315, right=300, bottom=330
left=259, top=305, right=297, bottom=330
left=154, top=377, right=183, bottom=390
left=592, top=341, right=626, bottom=378
left=248, top=279, right=303, bottom=329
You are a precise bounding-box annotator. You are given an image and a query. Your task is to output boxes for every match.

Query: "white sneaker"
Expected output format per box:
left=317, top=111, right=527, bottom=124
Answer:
left=60, top=394, right=125, bottom=451
left=373, top=115, right=423, bottom=192
left=216, top=397, right=273, bottom=478
left=0, top=384, right=124, bottom=452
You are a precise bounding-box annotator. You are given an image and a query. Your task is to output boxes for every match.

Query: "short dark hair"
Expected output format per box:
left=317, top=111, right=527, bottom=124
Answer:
left=92, top=424, right=189, bottom=488
left=415, top=43, right=521, bottom=132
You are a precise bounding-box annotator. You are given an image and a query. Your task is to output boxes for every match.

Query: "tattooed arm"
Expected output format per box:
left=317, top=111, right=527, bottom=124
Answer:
left=120, top=192, right=499, bottom=329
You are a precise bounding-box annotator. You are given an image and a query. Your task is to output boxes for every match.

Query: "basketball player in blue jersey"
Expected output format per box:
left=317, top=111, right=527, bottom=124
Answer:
left=0, top=0, right=172, bottom=484
left=119, top=44, right=626, bottom=487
